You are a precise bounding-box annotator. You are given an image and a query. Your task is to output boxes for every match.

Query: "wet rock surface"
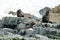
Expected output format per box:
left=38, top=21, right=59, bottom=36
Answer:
left=0, top=8, right=60, bottom=40
left=0, top=17, right=60, bottom=40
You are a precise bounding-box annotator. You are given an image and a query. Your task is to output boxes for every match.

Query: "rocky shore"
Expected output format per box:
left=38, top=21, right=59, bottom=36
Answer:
left=0, top=5, right=60, bottom=40
left=0, top=16, right=59, bottom=40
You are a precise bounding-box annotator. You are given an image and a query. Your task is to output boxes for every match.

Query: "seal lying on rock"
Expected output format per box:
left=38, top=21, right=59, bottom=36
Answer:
left=8, top=9, right=34, bottom=19
left=8, top=9, right=40, bottom=23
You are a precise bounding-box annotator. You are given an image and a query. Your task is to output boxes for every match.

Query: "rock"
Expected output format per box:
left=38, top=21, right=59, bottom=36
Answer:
left=16, top=22, right=35, bottom=30
left=2, top=28, right=17, bottom=34
left=1, top=17, right=21, bottom=29
left=39, top=7, right=51, bottom=16
left=49, top=5, right=60, bottom=22
left=25, top=21, right=35, bottom=28
left=52, top=4, right=60, bottom=13
left=16, top=23, right=26, bottom=30
left=1, top=17, right=37, bottom=30
left=18, top=29, right=27, bottom=36
left=0, top=29, right=10, bottom=36
left=32, top=22, right=60, bottom=39
left=33, top=22, right=46, bottom=35
left=0, top=8, right=60, bottom=40
left=0, top=20, right=2, bottom=28
left=49, top=12, right=60, bottom=22
left=25, top=28, right=34, bottom=37
left=16, top=28, right=34, bottom=37
left=51, top=23, right=60, bottom=29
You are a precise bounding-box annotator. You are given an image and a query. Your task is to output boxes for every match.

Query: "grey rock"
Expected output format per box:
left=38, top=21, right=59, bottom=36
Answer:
left=39, top=7, right=51, bottom=16
left=0, top=29, right=9, bottom=36
left=2, top=28, right=17, bottom=34
left=18, top=29, right=27, bottom=36
left=0, top=14, right=60, bottom=40
left=25, top=29, right=34, bottom=37
left=32, top=22, right=60, bottom=39
left=52, top=23, right=60, bottom=29
left=17, top=23, right=26, bottom=29
left=1, top=17, right=36, bottom=29
left=0, top=20, right=2, bottom=28
left=1, top=17, right=21, bottom=29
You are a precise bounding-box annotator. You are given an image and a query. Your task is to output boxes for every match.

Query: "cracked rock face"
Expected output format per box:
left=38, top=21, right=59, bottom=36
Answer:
left=1, top=17, right=38, bottom=29
left=0, top=8, right=60, bottom=40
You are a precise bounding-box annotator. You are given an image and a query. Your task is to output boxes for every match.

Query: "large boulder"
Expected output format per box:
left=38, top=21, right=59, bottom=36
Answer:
left=32, top=22, right=60, bottom=39
left=39, top=7, right=51, bottom=16
left=1, top=17, right=21, bottom=29
left=1, top=17, right=37, bottom=29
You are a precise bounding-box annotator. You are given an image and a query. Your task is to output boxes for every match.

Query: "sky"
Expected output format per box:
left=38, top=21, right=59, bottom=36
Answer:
left=0, top=0, right=60, bottom=19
